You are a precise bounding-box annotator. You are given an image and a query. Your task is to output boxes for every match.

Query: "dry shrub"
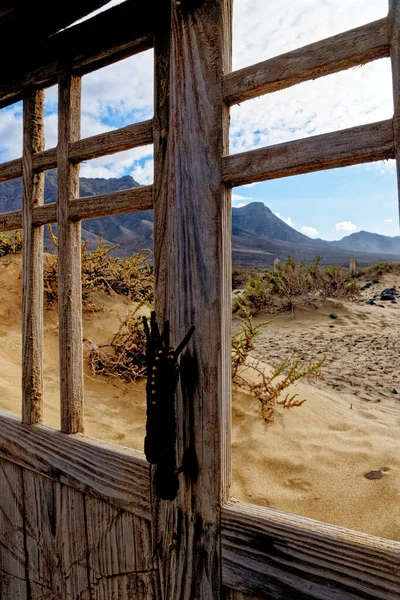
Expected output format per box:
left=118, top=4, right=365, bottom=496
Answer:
left=248, top=358, right=325, bottom=423
left=232, top=304, right=325, bottom=422
left=44, top=226, right=153, bottom=309
left=360, top=261, right=400, bottom=280
left=242, top=256, right=360, bottom=315
left=85, top=306, right=147, bottom=383
left=0, top=230, right=22, bottom=256
left=232, top=305, right=269, bottom=380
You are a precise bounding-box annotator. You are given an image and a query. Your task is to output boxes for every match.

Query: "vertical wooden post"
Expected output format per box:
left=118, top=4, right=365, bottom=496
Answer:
left=22, top=88, right=45, bottom=425
left=57, top=72, right=84, bottom=433
left=389, top=0, right=400, bottom=218
left=153, top=0, right=232, bottom=597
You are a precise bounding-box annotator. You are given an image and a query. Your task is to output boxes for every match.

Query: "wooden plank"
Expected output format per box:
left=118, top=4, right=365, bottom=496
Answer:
left=69, top=185, right=153, bottom=221
left=22, top=469, right=63, bottom=598
left=32, top=147, right=57, bottom=173
left=22, top=88, right=45, bottom=426
left=0, top=120, right=153, bottom=184
left=0, top=158, right=22, bottom=183
left=0, top=459, right=27, bottom=599
left=0, top=210, right=22, bottom=232
left=152, top=0, right=232, bottom=597
left=0, top=1, right=111, bottom=52
left=23, top=470, right=92, bottom=599
left=85, top=495, right=138, bottom=598
left=223, top=18, right=389, bottom=105
left=389, top=0, right=400, bottom=219
left=0, top=1, right=153, bottom=109
left=224, top=590, right=262, bottom=600
left=69, top=119, right=153, bottom=164
left=222, top=119, right=395, bottom=187
left=134, top=515, right=161, bottom=600
left=57, top=485, right=91, bottom=599
left=0, top=187, right=153, bottom=233
left=222, top=500, right=400, bottom=600
left=57, top=72, right=84, bottom=434
left=0, top=408, right=150, bottom=519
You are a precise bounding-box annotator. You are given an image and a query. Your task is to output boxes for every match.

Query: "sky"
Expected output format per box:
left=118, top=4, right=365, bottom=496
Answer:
left=0, top=0, right=397, bottom=241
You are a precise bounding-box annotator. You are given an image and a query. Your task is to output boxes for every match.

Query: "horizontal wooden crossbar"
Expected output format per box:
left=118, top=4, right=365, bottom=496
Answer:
left=223, top=119, right=395, bottom=187
left=223, top=18, right=389, bottom=105
left=0, top=186, right=153, bottom=233
left=0, top=408, right=151, bottom=519
left=0, top=119, right=153, bottom=184
left=221, top=500, right=400, bottom=600
left=0, top=0, right=154, bottom=109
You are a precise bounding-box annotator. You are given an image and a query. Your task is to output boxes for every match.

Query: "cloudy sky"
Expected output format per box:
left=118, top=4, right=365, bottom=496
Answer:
left=0, top=0, right=397, bottom=241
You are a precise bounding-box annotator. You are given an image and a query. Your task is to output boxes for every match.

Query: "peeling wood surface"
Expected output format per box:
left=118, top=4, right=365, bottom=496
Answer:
left=153, top=0, right=232, bottom=597
left=0, top=188, right=153, bottom=233
left=69, top=119, right=153, bottom=164
left=57, top=72, right=84, bottom=434
left=69, top=186, right=153, bottom=221
left=0, top=158, right=22, bottom=183
left=0, top=409, right=151, bottom=520
left=0, top=210, right=22, bottom=232
left=222, top=500, right=400, bottom=600
left=0, top=460, right=27, bottom=599
left=0, top=1, right=153, bottom=109
left=0, top=464, right=158, bottom=599
left=223, top=18, right=389, bottom=105
left=223, top=120, right=394, bottom=187
left=22, top=89, right=45, bottom=425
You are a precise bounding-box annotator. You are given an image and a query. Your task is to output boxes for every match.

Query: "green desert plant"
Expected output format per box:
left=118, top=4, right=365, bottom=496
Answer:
left=241, top=256, right=360, bottom=314
left=44, top=226, right=154, bottom=309
left=232, top=303, right=325, bottom=422
left=0, top=230, right=23, bottom=257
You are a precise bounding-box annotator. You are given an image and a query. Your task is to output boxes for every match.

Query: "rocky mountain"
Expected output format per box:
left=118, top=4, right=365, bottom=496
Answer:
left=0, top=174, right=398, bottom=267
left=330, top=230, right=400, bottom=255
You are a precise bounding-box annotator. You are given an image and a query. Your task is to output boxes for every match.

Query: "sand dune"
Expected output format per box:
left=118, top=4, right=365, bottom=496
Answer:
left=0, top=255, right=399, bottom=541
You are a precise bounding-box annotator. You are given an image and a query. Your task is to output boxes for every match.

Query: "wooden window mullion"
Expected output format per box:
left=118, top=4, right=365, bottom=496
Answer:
left=57, top=72, right=84, bottom=434
left=22, top=88, right=45, bottom=424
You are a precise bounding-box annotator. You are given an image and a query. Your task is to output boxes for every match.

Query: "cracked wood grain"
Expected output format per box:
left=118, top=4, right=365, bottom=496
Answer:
left=22, top=88, right=45, bottom=425
left=57, top=71, right=84, bottom=434
left=222, top=500, right=400, bottom=600
left=222, top=120, right=394, bottom=187
left=0, top=459, right=27, bottom=599
left=223, top=18, right=389, bottom=105
left=153, top=0, right=232, bottom=597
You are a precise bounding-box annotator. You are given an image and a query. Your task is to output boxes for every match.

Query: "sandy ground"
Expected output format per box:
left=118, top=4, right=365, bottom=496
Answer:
left=0, top=255, right=399, bottom=541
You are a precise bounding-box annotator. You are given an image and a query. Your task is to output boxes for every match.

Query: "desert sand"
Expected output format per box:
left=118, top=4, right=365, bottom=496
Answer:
left=0, top=255, right=399, bottom=542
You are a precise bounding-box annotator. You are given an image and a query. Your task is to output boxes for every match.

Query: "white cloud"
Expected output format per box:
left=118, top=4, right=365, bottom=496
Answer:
left=130, top=158, right=154, bottom=186
left=334, top=221, right=358, bottom=232
left=79, top=145, right=153, bottom=181
left=233, top=0, right=386, bottom=72
left=384, top=219, right=393, bottom=223
left=232, top=194, right=253, bottom=208
left=229, top=0, right=391, bottom=155
left=276, top=212, right=294, bottom=227
left=301, top=226, right=319, bottom=238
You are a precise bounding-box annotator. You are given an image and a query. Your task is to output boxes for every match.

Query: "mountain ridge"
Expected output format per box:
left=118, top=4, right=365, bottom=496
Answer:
left=0, top=175, right=398, bottom=267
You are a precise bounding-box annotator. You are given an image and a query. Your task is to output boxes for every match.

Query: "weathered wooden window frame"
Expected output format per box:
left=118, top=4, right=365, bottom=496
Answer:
left=0, top=1, right=399, bottom=598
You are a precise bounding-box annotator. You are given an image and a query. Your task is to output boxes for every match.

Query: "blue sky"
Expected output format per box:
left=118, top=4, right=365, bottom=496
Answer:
left=0, top=0, right=398, bottom=242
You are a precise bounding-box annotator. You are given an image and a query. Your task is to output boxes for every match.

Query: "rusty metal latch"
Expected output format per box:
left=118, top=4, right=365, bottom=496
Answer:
left=143, top=311, right=195, bottom=500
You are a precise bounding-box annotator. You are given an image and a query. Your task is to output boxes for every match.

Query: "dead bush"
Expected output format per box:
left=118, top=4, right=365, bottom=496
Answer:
left=0, top=230, right=23, bottom=257
left=44, top=226, right=153, bottom=309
